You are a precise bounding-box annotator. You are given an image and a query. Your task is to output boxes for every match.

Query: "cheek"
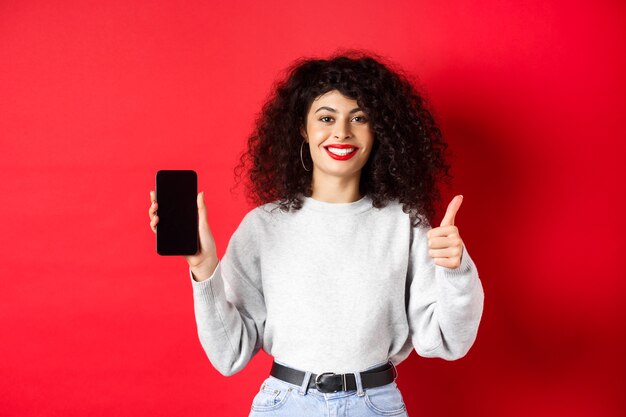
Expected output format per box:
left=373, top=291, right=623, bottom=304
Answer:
left=361, top=146, right=375, bottom=162
left=309, top=131, right=330, bottom=147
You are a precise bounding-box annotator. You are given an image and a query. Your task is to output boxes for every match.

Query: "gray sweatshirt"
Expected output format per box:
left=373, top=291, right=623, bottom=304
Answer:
left=189, top=194, right=484, bottom=376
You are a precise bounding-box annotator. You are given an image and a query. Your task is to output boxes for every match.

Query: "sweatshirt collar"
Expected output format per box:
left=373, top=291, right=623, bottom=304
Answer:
left=300, top=194, right=373, bottom=215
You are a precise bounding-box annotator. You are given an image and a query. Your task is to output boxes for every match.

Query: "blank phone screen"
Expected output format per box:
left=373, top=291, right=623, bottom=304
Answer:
left=155, top=170, right=198, bottom=256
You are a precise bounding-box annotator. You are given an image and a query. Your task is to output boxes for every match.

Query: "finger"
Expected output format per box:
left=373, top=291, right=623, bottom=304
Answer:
left=428, top=236, right=457, bottom=249
left=149, top=201, right=158, bottom=217
left=150, top=215, right=158, bottom=233
left=149, top=190, right=157, bottom=217
left=427, top=225, right=459, bottom=239
left=440, top=195, right=463, bottom=227
left=428, top=246, right=463, bottom=259
left=433, top=257, right=460, bottom=269
left=428, top=235, right=463, bottom=250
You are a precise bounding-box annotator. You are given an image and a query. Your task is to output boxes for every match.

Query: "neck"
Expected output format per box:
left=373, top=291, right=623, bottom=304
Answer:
left=310, top=171, right=362, bottom=203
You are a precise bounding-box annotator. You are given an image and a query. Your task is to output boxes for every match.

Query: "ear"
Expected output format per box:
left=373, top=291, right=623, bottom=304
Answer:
left=300, top=125, right=308, bottom=142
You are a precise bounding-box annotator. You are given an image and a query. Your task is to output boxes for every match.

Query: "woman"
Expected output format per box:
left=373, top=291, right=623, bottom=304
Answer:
left=148, top=50, right=484, bottom=417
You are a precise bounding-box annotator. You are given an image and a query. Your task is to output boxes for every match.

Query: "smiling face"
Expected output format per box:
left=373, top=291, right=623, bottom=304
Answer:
left=300, top=90, right=374, bottom=192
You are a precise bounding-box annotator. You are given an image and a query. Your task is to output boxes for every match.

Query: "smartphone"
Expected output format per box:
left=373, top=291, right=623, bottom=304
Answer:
left=155, top=170, right=198, bottom=256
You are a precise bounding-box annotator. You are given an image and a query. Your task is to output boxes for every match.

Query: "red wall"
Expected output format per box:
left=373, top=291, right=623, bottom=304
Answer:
left=1, top=1, right=624, bottom=416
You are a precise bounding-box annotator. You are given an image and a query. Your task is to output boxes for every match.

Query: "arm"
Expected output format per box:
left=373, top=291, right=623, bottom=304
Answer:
left=189, top=213, right=266, bottom=376
left=406, top=225, right=485, bottom=360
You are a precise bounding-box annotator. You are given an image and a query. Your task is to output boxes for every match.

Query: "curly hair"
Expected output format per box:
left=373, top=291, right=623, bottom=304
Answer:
left=233, top=49, right=452, bottom=228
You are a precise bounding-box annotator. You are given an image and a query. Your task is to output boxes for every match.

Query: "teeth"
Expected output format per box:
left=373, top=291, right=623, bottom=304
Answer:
left=327, top=147, right=356, bottom=156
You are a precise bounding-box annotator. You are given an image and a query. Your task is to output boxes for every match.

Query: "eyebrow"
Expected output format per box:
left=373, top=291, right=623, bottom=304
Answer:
left=314, top=106, right=363, bottom=114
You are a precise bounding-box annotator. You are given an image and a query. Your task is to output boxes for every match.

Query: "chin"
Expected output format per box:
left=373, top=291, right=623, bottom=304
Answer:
left=315, top=166, right=364, bottom=178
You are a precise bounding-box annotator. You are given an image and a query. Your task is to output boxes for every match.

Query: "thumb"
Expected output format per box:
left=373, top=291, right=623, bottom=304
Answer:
left=198, top=191, right=210, bottom=234
left=197, top=191, right=207, bottom=227
left=197, top=190, right=217, bottom=248
left=440, top=195, right=463, bottom=227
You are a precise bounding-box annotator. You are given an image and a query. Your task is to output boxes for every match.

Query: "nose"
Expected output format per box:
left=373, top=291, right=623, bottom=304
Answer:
left=333, top=119, right=352, bottom=140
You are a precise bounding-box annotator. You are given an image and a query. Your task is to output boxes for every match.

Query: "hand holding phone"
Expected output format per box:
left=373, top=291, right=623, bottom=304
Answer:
left=149, top=170, right=218, bottom=281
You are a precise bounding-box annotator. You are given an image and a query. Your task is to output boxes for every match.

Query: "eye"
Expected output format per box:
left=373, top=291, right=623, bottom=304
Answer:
left=353, top=115, right=368, bottom=123
left=319, top=116, right=333, bottom=123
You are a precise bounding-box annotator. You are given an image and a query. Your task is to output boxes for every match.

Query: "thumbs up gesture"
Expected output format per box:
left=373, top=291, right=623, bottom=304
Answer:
left=427, top=195, right=465, bottom=269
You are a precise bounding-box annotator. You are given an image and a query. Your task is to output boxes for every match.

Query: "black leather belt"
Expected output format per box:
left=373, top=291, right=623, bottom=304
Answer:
left=270, top=360, right=398, bottom=393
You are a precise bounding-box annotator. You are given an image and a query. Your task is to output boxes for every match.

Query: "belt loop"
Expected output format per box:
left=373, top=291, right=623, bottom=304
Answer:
left=354, top=370, right=365, bottom=397
left=298, top=371, right=312, bottom=396
left=389, top=359, right=398, bottom=381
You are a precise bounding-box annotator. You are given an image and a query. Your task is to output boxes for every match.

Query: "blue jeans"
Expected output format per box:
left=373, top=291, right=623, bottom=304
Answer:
left=248, top=360, right=409, bottom=417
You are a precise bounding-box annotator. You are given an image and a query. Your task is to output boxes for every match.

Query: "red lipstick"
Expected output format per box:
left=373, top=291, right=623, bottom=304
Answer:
left=324, top=144, right=359, bottom=160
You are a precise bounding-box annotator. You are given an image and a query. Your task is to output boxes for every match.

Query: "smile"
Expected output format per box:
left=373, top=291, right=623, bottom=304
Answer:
left=324, top=146, right=358, bottom=160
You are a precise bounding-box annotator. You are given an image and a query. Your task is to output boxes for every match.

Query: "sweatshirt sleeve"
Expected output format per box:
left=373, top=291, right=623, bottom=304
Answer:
left=406, top=224, right=485, bottom=360
left=189, top=211, right=266, bottom=376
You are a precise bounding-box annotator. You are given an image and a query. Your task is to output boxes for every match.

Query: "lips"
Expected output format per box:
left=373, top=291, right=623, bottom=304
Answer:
left=324, top=144, right=359, bottom=160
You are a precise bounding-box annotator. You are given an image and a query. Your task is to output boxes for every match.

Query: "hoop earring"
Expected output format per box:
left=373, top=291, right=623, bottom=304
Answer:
left=300, top=141, right=311, bottom=172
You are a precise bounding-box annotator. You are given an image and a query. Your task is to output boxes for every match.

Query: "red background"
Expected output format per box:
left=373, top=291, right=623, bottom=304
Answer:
left=1, top=1, right=625, bottom=416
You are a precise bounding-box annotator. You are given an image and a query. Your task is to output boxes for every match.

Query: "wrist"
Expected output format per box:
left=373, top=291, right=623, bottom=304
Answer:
left=190, top=257, right=219, bottom=282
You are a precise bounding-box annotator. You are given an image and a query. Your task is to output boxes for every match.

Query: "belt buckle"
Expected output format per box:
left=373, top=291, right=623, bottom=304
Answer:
left=315, top=372, right=346, bottom=393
